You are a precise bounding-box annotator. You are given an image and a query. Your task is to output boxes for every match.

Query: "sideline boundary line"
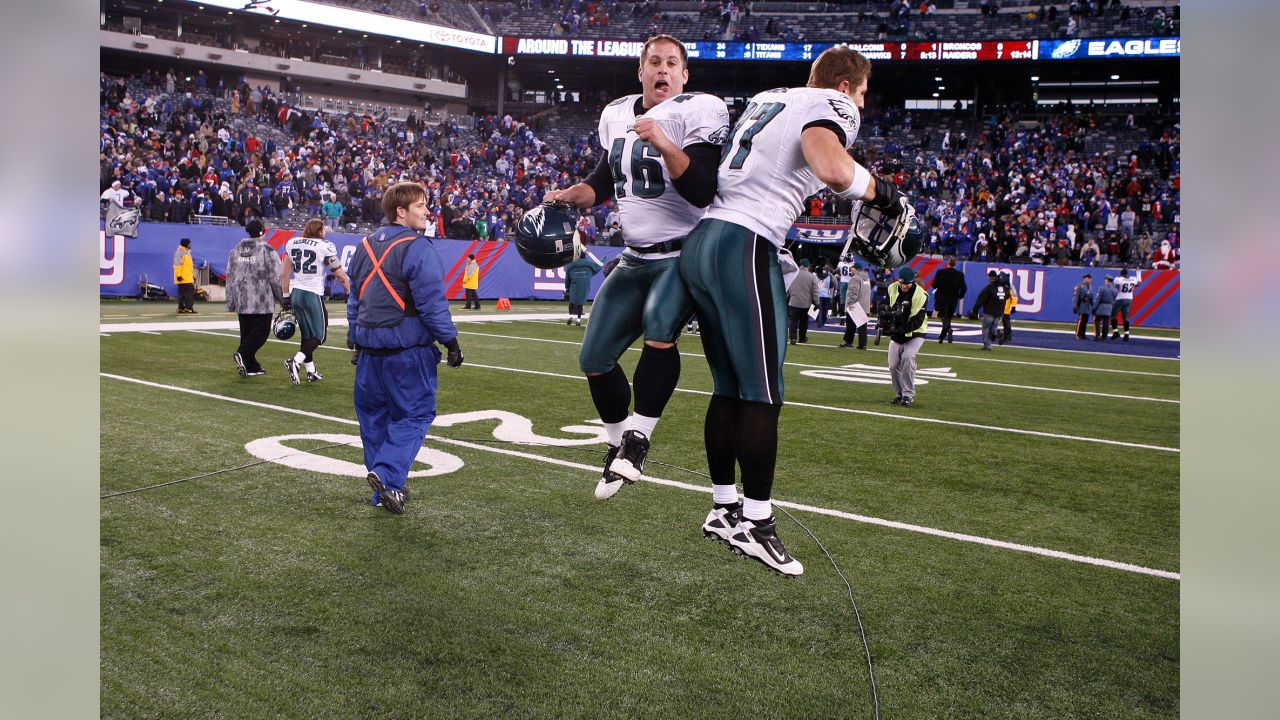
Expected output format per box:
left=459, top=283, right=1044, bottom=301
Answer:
left=460, top=328, right=1181, bottom=379
left=181, top=330, right=1179, bottom=452
left=100, top=372, right=1179, bottom=581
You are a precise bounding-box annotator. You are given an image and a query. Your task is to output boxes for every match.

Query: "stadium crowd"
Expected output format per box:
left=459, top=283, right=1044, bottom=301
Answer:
left=101, top=61, right=1179, bottom=268
left=99, top=70, right=613, bottom=245
left=832, top=104, right=1180, bottom=267
left=472, top=1, right=1177, bottom=43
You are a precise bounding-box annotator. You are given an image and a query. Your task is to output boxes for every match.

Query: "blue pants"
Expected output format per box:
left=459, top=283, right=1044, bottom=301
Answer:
left=354, top=345, right=440, bottom=495
left=981, top=314, right=1000, bottom=349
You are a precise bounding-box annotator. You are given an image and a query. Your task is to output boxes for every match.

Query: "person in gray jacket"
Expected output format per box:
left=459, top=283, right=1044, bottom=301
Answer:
left=1072, top=273, right=1093, bottom=340
left=225, top=219, right=284, bottom=376
left=1092, top=276, right=1118, bottom=342
left=786, top=258, right=821, bottom=344
left=839, top=262, right=872, bottom=349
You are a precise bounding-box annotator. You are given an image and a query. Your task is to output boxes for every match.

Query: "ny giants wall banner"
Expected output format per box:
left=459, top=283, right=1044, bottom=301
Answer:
left=100, top=223, right=623, bottom=303
left=100, top=224, right=1178, bottom=327
left=903, top=256, right=1180, bottom=328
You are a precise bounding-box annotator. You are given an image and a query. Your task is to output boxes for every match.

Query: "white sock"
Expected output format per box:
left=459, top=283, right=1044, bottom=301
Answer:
left=712, top=485, right=740, bottom=506
left=305, top=362, right=316, bottom=373
left=628, top=413, right=659, bottom=439
left=742, top=498, right=772, bottom=522
left=293, top=351, right=306, bottom=364
left=604, top=420, right=628, bottom=447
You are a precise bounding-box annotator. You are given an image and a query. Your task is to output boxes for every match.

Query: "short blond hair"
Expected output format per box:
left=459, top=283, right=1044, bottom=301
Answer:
left=302, top=218, right=325, bottom=238
left=807, top=46, right=871, bottom=91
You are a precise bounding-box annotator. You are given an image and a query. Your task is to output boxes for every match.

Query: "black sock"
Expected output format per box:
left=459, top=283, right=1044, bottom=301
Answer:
left=704, top=394, right=739, bottom=487
left=300, top=338, right=320, bottom=363
left=586, top=364, right=631, bottom=425
left=632, top=343, right=681, bottom=419
left=737, top=401, right=781, bottom=502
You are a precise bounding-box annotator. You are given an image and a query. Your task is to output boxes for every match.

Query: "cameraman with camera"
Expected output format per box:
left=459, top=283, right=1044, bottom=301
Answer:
left=885, top=267, right=929, bottom=407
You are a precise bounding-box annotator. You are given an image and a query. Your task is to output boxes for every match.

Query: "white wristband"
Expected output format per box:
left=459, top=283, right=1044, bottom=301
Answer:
left=835, top=165, right=873, bottom=200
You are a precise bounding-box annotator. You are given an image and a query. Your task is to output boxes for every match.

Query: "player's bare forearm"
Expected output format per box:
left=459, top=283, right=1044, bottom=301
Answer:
left=280, top=259, right=292, bottom=294
left=801, top=126, right=855, bottom=191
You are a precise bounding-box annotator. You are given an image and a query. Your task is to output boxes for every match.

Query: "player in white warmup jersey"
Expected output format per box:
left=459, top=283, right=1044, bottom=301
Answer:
left=543, top=35, right=730, bottom=501
left=1110, top=268, right=1142, bottom=341
left=280, top=219, right=350, bottom=384
left=680, top=46, right=914, bottom=575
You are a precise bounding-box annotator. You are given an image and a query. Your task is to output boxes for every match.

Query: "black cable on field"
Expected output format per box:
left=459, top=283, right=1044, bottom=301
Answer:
left=101, top=433, right=882, bottom=717
left=438, top=435, right=883, bottom=720
left=99, top=440, right=361, bottom=499
left=775, top=504, right=882, bottom=720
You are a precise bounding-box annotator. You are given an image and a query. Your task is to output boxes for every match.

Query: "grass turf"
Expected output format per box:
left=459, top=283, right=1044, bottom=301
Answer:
left=100, top=301, right=1179, bottom=719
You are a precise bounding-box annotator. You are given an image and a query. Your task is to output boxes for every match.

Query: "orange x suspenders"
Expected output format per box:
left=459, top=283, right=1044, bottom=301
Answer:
left=357, top=234, right=416, bottom=309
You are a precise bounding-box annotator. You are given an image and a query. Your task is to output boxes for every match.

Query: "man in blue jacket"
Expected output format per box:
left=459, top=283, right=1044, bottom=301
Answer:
left=346, top=182, right=464, bottom=514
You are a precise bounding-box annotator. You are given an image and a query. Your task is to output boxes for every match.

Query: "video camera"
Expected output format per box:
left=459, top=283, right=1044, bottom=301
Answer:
left=874, top=300, right=910, bottom=345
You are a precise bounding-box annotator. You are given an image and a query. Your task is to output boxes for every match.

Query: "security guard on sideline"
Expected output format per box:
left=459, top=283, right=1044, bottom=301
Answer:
left=173, top=238, right=196, bottom=314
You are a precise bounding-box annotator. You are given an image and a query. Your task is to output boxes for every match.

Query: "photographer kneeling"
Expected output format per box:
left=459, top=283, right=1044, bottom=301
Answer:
left=885, top=266, right=929, bottom=407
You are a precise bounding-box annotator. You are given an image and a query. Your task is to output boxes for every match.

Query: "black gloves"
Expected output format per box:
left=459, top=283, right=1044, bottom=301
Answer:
left=347, top=336, right=359, bottom=365
left=867, top=175, right=905, bottom=218
left=444, top=337, right=464, bottom=368
left=602, top=256, right=621, bottom=277
left=281, top=296, right=292, bottom=311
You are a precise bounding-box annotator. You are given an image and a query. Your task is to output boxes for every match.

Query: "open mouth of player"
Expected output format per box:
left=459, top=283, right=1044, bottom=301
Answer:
left=654, top=80, right=670, bottom=92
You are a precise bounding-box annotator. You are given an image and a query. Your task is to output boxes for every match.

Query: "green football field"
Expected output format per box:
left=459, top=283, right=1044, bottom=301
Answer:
left=100, top=299, right=1179, bottom=719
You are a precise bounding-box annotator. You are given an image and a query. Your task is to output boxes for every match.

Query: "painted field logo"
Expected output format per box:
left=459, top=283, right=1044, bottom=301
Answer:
left=243, top=411, right=607, bottom=477
left=800, top=363, right=956, bottom=385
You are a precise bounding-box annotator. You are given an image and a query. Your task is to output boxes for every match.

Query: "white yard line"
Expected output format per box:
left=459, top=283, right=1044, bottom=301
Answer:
left=784, top=360, right=1178, bottom=404
left=100, top=372, right=1179, bottom=581
left=455, top=330, right=1178, bottom=402
left=941, top=319, right=1181, bottom=342
left=461, top=328, right=1181, bottom=378
left=178, top=330, right=1179, bottom=451
left=98, top=312, right=570, bottom=334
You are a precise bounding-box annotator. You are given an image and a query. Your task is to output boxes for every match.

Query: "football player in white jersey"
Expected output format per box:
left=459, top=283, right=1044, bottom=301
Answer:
left=542, top=35, right=730, bottom=501
left=835, top=254, right=853, bottom=316
left=1110, top=268, right=1142, bottom=341
left=280, top=219, right=351, bottom=384
left=680, top=46, right=911, bottom=575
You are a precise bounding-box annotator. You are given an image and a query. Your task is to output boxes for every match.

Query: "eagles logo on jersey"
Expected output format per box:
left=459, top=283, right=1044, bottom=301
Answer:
left=704, top=87, right=861, bottom=245
left=598, top=92, right=730, bottom=248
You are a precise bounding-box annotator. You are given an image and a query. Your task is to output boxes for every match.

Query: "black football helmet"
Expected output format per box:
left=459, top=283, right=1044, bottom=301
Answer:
left=273, top=310, right=297, bottom=340
left=515, top=203, right=583, bottom=269
left=847, top=199, right=925, bottom=269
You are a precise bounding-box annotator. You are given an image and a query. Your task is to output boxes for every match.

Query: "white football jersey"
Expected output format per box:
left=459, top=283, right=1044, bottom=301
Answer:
left=705, top=87, right=861, bottom=245
left=283, top=234, right=340, bottom=295
left=598, top=92, right=730, bottom=248
left=837, top=260, right=852, bottom=281
left=1114, top=273, right=1141, bottom=300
